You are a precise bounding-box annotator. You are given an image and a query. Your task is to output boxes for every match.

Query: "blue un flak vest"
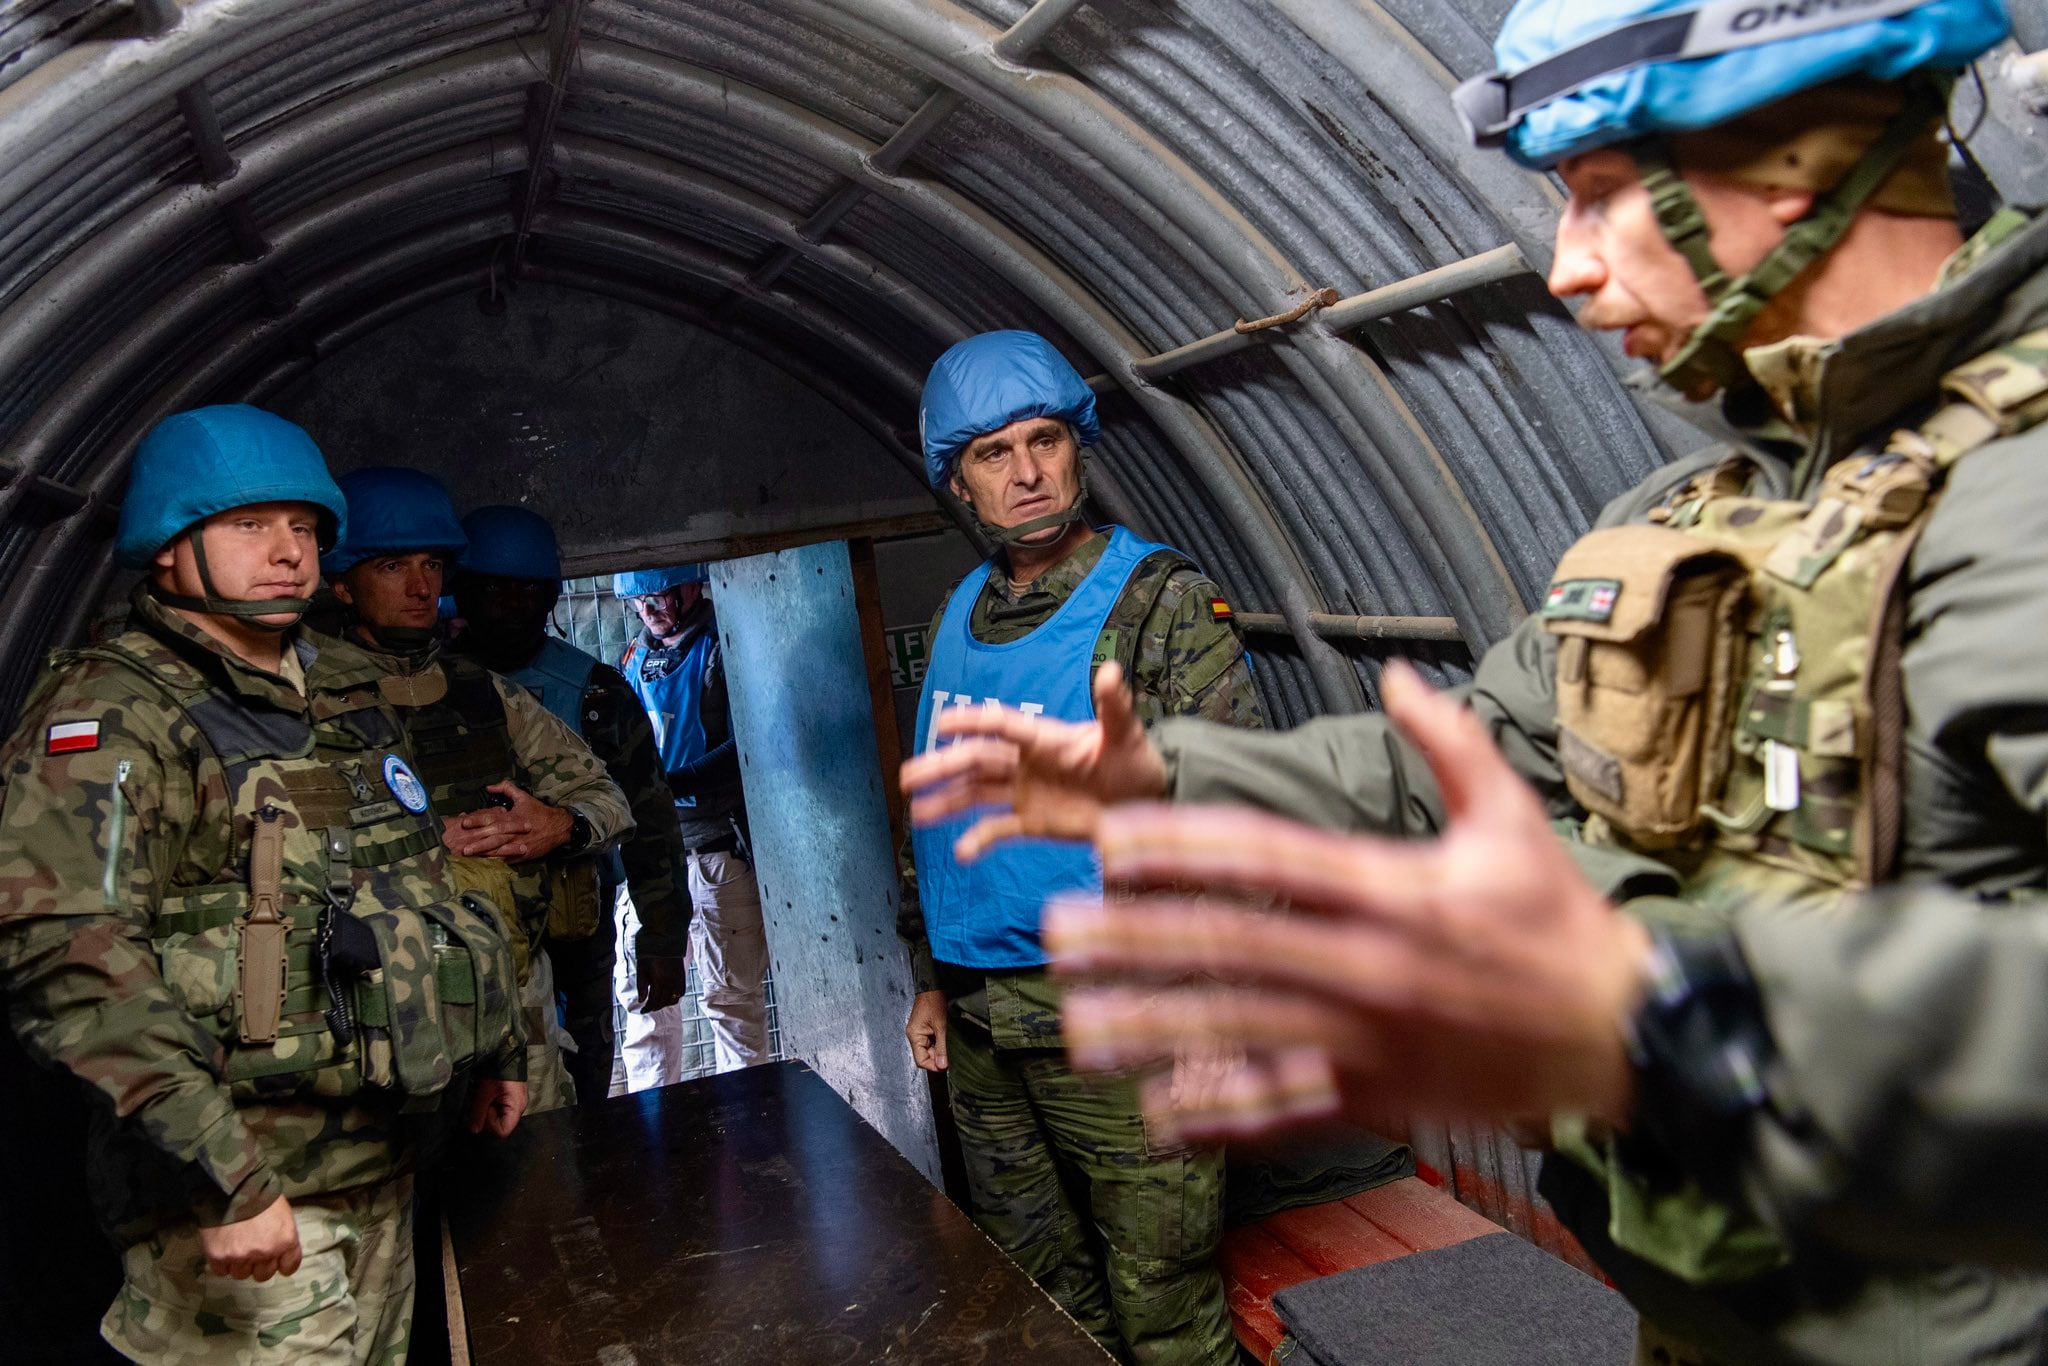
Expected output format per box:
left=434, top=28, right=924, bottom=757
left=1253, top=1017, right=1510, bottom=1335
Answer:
left=506, top=635, right=599, bottom=731
left=912, top=526, right=1176, bottom=969
left=621, top=625, right=717, bottom=808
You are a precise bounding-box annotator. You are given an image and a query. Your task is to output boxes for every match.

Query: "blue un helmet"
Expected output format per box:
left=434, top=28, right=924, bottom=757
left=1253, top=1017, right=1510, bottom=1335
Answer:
left=461, top=505, right=564, bottom=581
left=116, top=404, right=347, bottom=628
left=1455, top=0, right=2009, bottom=394
left=919, top=330, right=1100, bottom=547
left=321, top=467, right=467, bottom=577
left=613, top=563, right=708, bottom=598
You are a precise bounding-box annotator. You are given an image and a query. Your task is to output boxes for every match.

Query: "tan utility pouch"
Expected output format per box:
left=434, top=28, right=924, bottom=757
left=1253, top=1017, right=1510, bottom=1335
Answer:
left=543, top=859, right=604, bottom=941
left=1542, top=526, right=1748, bottom=848
left=451, top=854, right=531, bottom=981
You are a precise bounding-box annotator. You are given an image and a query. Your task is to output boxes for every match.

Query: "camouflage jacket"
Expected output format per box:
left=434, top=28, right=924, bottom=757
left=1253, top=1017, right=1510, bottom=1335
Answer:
left=1154, top=210, right=2048, bottom=1361
left=452, top=641, right=692, bottom=961
left=0, top=591, right=515, bottom=1245
left=899, top=528, right=1264, bottom=1048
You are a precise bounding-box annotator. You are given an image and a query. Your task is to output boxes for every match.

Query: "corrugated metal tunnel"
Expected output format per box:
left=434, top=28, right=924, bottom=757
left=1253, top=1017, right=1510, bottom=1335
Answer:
left=2, top=1, right=2045, bottom=1355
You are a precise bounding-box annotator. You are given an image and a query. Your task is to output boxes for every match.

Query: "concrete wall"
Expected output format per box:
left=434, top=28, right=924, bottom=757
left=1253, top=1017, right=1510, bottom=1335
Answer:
left=269, top=284, right=933, bottom=571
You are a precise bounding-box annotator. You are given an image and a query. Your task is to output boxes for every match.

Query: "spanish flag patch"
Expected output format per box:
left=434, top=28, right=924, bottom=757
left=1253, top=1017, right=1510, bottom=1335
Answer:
left=1208, top=597, right=1233, bottom=622
left=45, top=720, right=101, bottom=755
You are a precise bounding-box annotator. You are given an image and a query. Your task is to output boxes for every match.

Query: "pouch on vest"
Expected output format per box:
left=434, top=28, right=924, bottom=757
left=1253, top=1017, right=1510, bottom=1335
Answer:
left=450, top=854, right=532, bottom=981
left=1542, top=526, right=1748, bottom=848
left=542, top=859, right=604, bottom=941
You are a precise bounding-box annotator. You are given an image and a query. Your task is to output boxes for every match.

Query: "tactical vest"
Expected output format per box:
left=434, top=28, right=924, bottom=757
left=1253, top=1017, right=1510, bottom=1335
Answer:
left=1539, top=329, right=2048, bottom=1286
left=85, top=633, right=519, bottom=1111
left=400, top=647, right=605, bottom=946
left=397, top=652, right=519, bottom=820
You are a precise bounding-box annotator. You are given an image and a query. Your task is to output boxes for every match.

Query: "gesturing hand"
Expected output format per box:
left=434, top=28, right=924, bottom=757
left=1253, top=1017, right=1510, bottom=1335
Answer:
left=1047, top=662, right=1650, bottom=1140
left=444, top=781, right=574, bottom=862
left=899, top=662, right=1169, bottom=862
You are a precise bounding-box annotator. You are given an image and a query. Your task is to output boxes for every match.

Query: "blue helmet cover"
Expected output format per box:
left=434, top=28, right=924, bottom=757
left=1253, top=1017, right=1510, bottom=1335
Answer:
left=612, top=563, right=708, bottom=598
left=918, top=330, right=1100, bottom=489
left=115, top=405, right=348, bottom=569
left=1489, top=0, right=2010, bottom=168
left=322, top=466, right=467, bottom=576
left=460, top=505, right=564, bottom=581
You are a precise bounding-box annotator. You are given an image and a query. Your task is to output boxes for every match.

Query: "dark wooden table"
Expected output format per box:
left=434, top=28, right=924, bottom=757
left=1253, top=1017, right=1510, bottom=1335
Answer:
left=443, top=1060, right=1109, bottom=1364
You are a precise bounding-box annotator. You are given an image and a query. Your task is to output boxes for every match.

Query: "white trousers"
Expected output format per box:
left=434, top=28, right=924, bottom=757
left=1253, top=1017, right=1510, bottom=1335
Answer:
left=613, top=850, right=770, bottom=1091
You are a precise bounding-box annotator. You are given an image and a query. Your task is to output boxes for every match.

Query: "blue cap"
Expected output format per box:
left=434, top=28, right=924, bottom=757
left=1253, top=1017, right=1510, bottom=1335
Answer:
left=1455, top=0, right=2009, bottom=168
left=321, top=467, right=467, bottom=576
left=613, top=563, right=708, bottom=598
left=115, top=405, right=346, bottom=569
left=918, top=331, right=1100, bottom=489
left=459, top=505, right=563, bottom=581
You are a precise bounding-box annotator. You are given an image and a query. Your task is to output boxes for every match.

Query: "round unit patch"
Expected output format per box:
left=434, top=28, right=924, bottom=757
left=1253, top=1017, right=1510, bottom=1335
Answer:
left=382, top=754, right=430, bottom=814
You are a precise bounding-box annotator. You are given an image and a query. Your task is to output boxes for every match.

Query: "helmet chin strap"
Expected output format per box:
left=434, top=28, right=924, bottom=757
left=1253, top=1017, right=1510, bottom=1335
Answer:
left=979, top=467, right=1091, bottom=548
left=148, top=531, right=310, bottom=632
left=1636, top=79, right=1946, bottom=400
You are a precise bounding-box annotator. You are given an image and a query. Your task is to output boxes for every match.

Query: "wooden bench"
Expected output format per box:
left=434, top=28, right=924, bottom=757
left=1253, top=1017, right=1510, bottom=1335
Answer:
left=1219, top=1173, right=1506, bottom=1364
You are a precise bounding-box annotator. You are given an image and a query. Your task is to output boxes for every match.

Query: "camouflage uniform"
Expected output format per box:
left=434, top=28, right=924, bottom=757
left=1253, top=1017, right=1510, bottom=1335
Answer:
left=1152, top=209, right=2048, bottom=1363
left=901, top=530, right=1261, bottom=1366
left=0, top=588, right=522, bottom=1364
left=357, top=639, right=633, bottom=1114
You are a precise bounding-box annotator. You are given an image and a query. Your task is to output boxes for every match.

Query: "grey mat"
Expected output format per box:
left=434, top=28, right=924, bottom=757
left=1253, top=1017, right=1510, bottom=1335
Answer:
left=1273, top=1231, right=1637, bottom=1366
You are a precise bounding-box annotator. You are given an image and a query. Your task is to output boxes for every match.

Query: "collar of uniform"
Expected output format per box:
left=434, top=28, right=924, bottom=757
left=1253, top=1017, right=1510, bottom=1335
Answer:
left=130, top=583, right=313, bottom=709
left=1741, top=332, right=1835, bottom=439
left=647, top=597, right=715, bottom=656
left=354, top=632, right=442, bottom=678
left=988, top=527, right=1108, bottom=606
left=1757, top=207, right=2048, bottom=485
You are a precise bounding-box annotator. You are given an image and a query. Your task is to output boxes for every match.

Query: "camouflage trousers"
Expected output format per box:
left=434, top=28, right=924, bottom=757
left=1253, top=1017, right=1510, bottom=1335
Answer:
left=946, top=1013, right=1232, bottom=1366
left=101, top=1172, right=415, bottom=1365
left=521, top=945, right=578, bottom=1114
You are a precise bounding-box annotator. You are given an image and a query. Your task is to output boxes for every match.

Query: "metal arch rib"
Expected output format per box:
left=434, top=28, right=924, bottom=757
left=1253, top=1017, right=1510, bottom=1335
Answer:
left=578, top=41, right=1363, bottom=712
left=0, top=18, right=1363, bottom=710
left=792, top=0, right=1526, bottom=648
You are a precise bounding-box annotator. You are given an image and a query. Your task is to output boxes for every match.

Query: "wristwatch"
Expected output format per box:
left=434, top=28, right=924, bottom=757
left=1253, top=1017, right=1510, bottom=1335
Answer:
left=1622, top=926, right=1777, bottom=1171
left=559, top=808, right=595, bottom=858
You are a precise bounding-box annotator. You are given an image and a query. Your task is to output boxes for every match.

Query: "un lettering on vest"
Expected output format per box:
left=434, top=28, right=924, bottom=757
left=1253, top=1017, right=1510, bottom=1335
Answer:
left=922, top=689, right=1046, bottom=754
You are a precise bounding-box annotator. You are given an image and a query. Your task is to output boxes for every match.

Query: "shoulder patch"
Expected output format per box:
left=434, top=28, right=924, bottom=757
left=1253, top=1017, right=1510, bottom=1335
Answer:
left=45, top=720, right=101, bottom=755
left=1207, top=596, right=1233, bottom=622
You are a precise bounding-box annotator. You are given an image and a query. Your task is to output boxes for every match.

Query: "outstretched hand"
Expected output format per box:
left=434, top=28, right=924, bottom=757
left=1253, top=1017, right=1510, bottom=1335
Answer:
left=1048, top=662, right=1650, bottom=1140
left=899, top=662, right=1169, bottom=861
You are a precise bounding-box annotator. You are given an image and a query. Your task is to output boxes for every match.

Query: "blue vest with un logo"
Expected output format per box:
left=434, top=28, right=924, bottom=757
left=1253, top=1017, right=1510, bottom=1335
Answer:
left=505, top=635, right=599, bottom=732
left=911, top=526, right=1174, bottom=969
left=621, top=626, right=718, bottom=807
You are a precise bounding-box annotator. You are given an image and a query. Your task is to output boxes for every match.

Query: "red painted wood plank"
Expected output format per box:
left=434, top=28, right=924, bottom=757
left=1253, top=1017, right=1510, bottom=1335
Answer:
left=1218, top=1224, right=1317, bottom=1364
left=1258, top=1198, right=1414, bottom=1277
left=1344, top=1176, right=1502, bottom=1253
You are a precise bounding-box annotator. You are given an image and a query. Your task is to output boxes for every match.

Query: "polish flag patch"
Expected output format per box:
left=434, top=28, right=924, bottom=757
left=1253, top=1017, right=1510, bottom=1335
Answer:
left=45, top=720, right=101, bottom=755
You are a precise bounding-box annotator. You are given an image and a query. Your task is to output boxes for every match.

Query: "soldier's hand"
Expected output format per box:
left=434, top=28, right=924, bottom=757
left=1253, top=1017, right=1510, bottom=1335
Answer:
left=1048, top=662, right=1649, bottom=1139
left=906, top=990, right=949, bottom=1071
left=468, top=1079, right=529, bottom=1137
left=198, top=1195, right=302, bottom=1282
left=900, top=661, right=1168, bottom=862
left=444, top=782, right=574, bottom=862
left=635, top=954, right=687, bottom=1013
